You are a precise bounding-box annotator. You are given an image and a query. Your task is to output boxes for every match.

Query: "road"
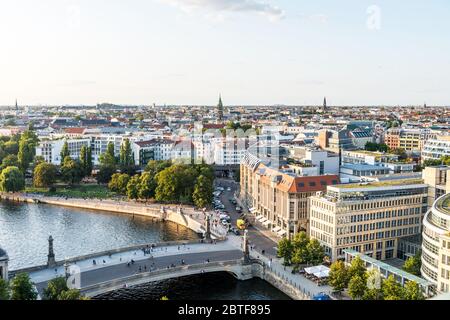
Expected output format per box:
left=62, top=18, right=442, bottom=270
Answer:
left=34, top=248, right=243, bottom=296
left=215, top=178, right=278, bottom=258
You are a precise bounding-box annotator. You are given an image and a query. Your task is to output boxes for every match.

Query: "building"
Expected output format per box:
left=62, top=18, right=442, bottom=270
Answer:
left=36, top=138, right=91, bottom=164
left=317, top=129, right=355, bottom=153
left=217, top=95, right=224, bottom=123
left=421, top=193, right=450, bottom=293
left=0, top=247, right=8, bottom=281
left=422, top=136, right=450, bottom=162
left=240, top=152, right=340, bottom=238
left=422, top=166, right=450, bottom=207
left=285, top=146, right=340, bottom=175
left=132, top=138, right=173, bottom=166
left=309, top=178, right=428, bottom=262
left=384, top=128, right=436, bottom=152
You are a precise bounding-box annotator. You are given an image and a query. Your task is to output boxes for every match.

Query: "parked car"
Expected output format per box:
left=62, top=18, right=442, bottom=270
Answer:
left=236, top=206, right=242, bottom=212
left=227, top=187, right=231, bottom=191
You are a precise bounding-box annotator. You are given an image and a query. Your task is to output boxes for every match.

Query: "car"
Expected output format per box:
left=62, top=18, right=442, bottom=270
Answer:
left=221, top=219, right=229, bottom=226
left=220, top=214, right=230, bottom=220
left=236, top=206, right=242, bottom=212
left=227, top=187, right=231, bottom=191
left=230, top=227, right=241, bottom=236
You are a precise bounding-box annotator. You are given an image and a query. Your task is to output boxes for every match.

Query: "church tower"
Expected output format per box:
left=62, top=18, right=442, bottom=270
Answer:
left=323, top=96, right=327, bottom=112
left=217, top=94, right=224, bottom=122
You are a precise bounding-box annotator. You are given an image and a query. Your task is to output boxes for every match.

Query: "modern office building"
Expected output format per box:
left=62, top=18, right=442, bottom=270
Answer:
left=422, top=136, right=450, bottom=162
left=421, top=193, right=450, bottom=293
left=384, top=128, right=436, bottom=152
left=309, top=178, right=428, bottom=262
left=240, top=152, right=340, bottom=238
left=422, top=166, right=450, bottom=207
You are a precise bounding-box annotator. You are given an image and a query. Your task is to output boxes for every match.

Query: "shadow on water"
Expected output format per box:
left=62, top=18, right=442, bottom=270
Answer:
left=94, top=272, right=291, bottom=300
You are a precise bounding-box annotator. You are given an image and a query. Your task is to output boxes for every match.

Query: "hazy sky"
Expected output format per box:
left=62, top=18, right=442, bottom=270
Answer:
left=0, top=0, right=449, bottom=106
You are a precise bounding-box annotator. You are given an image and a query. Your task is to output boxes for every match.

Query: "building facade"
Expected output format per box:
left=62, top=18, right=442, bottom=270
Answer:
left=240, top=152, right=340, bottom=239
left=421, top=193, right=450, bottom=293
left=309, top=179, right=428, bottom=262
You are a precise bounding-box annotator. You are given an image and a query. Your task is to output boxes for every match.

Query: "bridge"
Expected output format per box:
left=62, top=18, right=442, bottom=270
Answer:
left=9, top=234, right=327, bottom=300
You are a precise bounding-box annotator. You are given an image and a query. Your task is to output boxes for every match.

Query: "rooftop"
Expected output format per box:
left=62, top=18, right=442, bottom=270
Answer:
left=335, top=178, right=425, bottom=189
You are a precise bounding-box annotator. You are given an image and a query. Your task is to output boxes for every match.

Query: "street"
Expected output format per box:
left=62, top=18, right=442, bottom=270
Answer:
left=215, top=178, right=279, bottom=258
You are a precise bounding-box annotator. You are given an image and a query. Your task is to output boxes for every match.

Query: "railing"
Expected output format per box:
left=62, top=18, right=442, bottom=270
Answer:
left=81, top=259, right=243, bottom=296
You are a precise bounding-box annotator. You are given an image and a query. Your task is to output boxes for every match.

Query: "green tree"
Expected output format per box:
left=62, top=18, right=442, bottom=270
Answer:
left=96, top=165, right=116, bottom=184
left=403, top=251, right=422, bottom=276
left=57, top=289, right=84, bottom=300
left=108, top=173, right=130, bottom=194
left=328, top=260, right=349, bottom=293
left=9, top=273, right=37, bottom=300
left=3, top=140, right=19, bottom=155
left=0, top=278, right=10, bottom=300
left=33, top=162, right=57, bottom=188
left=138, top=172, right=154, bottom=200
left=0, top=166, right=25, bottom=192
left=363, top=269, right=383, bottom=300
left=119, top=139, right=135, bottom=175
left=348, top=274, right=367, bottom=300
left=403, top=281, right=425, bottom=300
left=277, top=238, right=293, bottom=266
left=79, top=145, right=92, bottom=176
left=192, top=175, right=213, bottom=208
left=1, top=154, right=19, bottom=170
left=61, top=156, right=84, bottom=185
left=306, top=239, right=325, bottom=265
left=60, top=140, right=70, bottom=165
left=43, top=277, right=68, bottom=300
left=126, top=175, right=140, bottom=200
left=382, top=275, right=404, bottom=300
left=18, top=139, right=34, bottom=173
left=348, top=256, right=366, bottom=280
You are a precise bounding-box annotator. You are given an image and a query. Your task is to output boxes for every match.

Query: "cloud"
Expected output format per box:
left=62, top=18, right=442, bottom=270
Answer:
left=158, top=0, right=285, bottom=21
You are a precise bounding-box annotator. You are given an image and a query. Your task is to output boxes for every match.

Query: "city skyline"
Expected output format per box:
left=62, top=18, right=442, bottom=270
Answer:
left=1, top=0, right=449, bottom=106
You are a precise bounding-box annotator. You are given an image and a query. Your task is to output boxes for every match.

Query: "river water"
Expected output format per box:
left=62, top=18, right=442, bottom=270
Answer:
left=0, top=200, right=289, bottom=300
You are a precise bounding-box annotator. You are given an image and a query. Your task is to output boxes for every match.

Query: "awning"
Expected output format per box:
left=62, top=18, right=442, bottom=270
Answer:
left=277, top=229, right=287, bottom=237
left=314, top=270, right=330, bottom=279
left=305, top=265, right=330, bottom=274
left=272, top=226, right=282, bottom=233
left=262, top=220, right=271, bottom=227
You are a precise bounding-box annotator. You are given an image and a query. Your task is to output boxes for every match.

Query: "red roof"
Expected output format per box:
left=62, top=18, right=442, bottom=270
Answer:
left=64, top=128, right=86, bottom=134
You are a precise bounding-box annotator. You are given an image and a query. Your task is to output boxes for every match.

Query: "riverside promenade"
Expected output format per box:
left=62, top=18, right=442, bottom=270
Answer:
left=0, top=192, right=227, bottom=239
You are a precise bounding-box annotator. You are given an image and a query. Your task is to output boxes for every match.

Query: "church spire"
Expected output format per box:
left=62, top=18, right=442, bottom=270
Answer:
left=217, top=94, right=224, bottom=122
left=323, top=96, right=327, bottom=111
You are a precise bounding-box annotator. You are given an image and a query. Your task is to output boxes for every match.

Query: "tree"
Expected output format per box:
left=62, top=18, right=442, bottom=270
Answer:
left=363, top=269, right=383, bottom=300
left=277, top=238, right=293, bottom=266
left=328, top=260, right=349, bottom=293
left=138, top=172, right=154, bottom=200
left=348, top=274, right=367, bottom=300
left=0, top=278, right=10, bottom=300
left=108, top=173, right=130, bottom=194
left=57, top=289, right=84, bottom=300
left=79, top=145, right=93, bottom=176
left=96, top=165, right=116, bottom=184
left=126, top=175, right=140, bottom=200
left=17, top=130, right=38, bottom=173
left=61, top=156, right=84, bottom=185
left=43, top=277, right=68, bottom=300
left=1, top=154, right=19, bottom=170
left=192, top=175, right=213, bottom=208
left=348, top=256, right=366, bottom=280
left=403, top=251, right=422, bottom=276
left=306, top=239, right=325, bottom=265
left=403, top=281, right=425, bottom=300
left=382, top=275, right=404, bottom=300
left=9, top=273, right=37, bottom=300
left=0, top=166, right=25, bottom=192
left=33, top=162, right=57, bottom=188
left=119, top=139, right=135, bottom=175
left=3, top=140, right=19, bottom=155
left=60, top=140, right=70, bottom=165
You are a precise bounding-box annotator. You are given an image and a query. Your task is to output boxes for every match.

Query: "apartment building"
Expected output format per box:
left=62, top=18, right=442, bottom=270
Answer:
left=421, top=193, right=450, bottom=293
left=384, top=128, right=436, bottom=152
left=285, top=145, right=340, bottom=175
left=36, top=138, right=91, bottom=164
left=240, top=152, right=340, bottom=238
left=422, top=166, right=450, bottom=207
left=309, top=178, right=428, bottom=262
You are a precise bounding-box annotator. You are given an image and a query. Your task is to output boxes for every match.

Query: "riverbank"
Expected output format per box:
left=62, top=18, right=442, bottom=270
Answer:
left=0, top=192, right=227, bottom=240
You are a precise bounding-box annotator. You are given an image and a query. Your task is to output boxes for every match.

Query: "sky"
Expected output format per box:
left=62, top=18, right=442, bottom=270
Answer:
left=0, top=0, right=449, bottom=106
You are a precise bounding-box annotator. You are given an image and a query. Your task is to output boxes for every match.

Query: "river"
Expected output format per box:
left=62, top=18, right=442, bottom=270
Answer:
left=0, top=200, right=289, bottom=300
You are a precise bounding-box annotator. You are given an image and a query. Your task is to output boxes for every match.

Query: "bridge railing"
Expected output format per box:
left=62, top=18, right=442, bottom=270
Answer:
left=81, top=259, right=243, bottom=296
left=10, top=239, right=225, bottom=276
